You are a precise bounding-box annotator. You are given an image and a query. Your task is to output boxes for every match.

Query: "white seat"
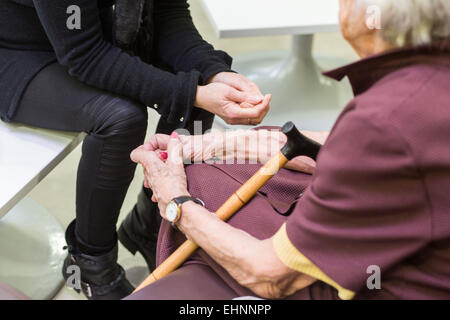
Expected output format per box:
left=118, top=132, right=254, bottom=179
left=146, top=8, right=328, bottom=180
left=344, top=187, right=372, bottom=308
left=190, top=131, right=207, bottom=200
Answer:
left=0, top=121, right=84, bottom=299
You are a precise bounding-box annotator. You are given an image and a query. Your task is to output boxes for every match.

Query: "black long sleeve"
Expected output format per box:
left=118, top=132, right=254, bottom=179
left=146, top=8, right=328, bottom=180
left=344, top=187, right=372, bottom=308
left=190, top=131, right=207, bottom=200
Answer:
left=31, top=0, right=225, bottom=125
left=153, top=0, right=233, bottom=84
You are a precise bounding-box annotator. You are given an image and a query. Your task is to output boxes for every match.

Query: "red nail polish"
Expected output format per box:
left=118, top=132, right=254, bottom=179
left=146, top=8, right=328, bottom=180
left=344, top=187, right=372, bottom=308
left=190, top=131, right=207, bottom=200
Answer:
left=170, top=131, right=179, bottom=138
left=160, top=152, right=168, bottom=160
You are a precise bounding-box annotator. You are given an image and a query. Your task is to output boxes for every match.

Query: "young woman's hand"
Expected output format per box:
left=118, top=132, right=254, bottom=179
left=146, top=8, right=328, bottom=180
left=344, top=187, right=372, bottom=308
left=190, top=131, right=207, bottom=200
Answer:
left=208, top=72, right=264, bottom=107
left=195, top=83, right=271, bottom=125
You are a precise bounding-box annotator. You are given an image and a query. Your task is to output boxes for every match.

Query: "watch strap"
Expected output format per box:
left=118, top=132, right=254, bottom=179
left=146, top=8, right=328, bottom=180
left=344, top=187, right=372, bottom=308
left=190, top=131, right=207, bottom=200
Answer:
left=169, top=196, right=205, bottom=229
left=173, top=196, right=205, bottom=208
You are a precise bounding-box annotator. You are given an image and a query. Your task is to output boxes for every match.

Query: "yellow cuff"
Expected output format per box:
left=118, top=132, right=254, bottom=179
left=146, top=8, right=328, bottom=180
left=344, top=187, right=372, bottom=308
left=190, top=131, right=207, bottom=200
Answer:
left=273, top=224, right=355, bottom=300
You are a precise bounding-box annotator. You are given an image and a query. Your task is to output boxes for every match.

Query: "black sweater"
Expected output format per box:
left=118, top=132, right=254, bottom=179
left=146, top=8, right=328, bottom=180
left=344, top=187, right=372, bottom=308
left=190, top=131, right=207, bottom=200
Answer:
left=0, top=0, right=232, bottom=124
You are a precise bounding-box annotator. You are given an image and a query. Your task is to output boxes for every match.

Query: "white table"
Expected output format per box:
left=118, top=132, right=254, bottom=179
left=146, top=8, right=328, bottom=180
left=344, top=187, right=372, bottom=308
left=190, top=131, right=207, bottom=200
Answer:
left=200, top=0, right=353, bottom=130
left=0, top=122, right=84, bottom=299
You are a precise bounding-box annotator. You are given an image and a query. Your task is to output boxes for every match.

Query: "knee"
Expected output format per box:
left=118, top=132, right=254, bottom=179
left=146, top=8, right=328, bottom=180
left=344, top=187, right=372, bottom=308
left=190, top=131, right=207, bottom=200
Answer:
left=185, top=164, right=235, bottom=207
left=96, top=97, right=148, bottom=138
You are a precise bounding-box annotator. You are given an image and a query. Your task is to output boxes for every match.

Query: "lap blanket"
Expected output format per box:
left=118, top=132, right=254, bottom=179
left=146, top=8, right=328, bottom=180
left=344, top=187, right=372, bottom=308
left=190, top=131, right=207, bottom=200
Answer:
left=154, top=163, right=338, bottom=299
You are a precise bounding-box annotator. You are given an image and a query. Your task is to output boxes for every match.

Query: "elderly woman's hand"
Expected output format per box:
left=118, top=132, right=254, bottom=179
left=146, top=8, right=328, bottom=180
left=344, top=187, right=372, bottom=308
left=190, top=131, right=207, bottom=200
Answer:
left=142, top=129, right=323, bottom=175
left=175, top=201, right=317, bottom=299
left=141, top=131, right=222, bottom=163
left=130, top=132, right=190, bottom=214
left=218, top=236, right=317, bottom=299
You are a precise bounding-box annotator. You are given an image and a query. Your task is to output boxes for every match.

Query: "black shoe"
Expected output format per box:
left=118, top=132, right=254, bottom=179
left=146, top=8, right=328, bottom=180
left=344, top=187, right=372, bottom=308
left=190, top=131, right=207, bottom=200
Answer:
left=62, top=221, right=134, bottom=300
left=118, top=187, right=161, bottom=271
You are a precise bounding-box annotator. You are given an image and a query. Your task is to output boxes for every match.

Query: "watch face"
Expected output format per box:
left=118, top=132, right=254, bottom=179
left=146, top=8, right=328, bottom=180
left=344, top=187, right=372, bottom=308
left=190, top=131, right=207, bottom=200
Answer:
left=166, top=201, right=179, bottom=222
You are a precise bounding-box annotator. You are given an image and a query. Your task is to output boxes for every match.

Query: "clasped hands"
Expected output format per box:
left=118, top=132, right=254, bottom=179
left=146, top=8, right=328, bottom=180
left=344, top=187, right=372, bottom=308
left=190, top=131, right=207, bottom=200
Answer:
left=196, top=72, right=271, bottom=125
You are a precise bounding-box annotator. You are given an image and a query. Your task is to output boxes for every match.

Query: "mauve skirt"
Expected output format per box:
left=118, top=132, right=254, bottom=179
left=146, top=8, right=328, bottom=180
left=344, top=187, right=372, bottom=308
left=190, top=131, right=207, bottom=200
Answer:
left=126, top=163, right=339, bottom=300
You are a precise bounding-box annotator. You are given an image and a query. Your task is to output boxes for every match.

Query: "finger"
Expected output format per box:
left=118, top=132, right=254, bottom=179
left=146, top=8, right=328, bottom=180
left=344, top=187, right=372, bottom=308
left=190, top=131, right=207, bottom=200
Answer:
left=130, top=148, right=147, bottom=164
left=285, top=156, right=316, bottom=174
left=156, top=150, right=168, bottom=162
left=131, top=148, right=165, bottom=175
left=166, top=133, right=185, bottom=175
left=244, top=83, right=263, bottom=100
left=130, top=145, right=145, bottom=159
left=227, top=76, right=249, bottom=91
left=227, top=97, right=270, bottom=120
left=131, top=148, right=161, bottom=166
left=223, top=74, right=258, bottom=92
left=143, top=168, right=152, bottom=190
left=131, top=147, right=153, bottom=164
left=144, top=134, right=171, bottom=152
left=226, top=95, right=271, bottom=126
left=144, top=169, right=153, bottom=190
left=145, top=152, right=167, bottom=176
left=251, top=94, right=271, bottom=125
left=231, top=76, right=264, bottom=98
left=227, top=87, right=263, bottom=105
left=234, top=79, right=261, bottom=98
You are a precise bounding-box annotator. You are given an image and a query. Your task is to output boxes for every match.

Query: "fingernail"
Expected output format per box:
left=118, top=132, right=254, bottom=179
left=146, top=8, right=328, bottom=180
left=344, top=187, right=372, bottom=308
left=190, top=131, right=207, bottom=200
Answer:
left=160, top=152, right=168, bottom=160
left=171, top=132, right=179, bottom=139
left=253, top=96, right=263, bottom=102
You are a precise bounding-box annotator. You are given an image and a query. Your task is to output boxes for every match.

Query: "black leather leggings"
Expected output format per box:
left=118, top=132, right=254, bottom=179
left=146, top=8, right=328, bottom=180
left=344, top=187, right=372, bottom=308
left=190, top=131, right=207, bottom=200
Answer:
left=12, top=62, right=213, bottom=254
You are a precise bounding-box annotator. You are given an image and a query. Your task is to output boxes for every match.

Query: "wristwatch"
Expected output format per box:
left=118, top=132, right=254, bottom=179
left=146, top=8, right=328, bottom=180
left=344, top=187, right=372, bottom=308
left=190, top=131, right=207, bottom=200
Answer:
left=165, top=196, right=205, bottom=225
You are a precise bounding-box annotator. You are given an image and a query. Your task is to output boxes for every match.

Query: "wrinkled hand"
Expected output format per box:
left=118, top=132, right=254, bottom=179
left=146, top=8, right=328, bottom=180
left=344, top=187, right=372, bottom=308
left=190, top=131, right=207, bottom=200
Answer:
left=195, top=82, right=271, bottom=126
left=142, top=131, right=223, bottom=164
left=130, top=133, right=190, bottom=215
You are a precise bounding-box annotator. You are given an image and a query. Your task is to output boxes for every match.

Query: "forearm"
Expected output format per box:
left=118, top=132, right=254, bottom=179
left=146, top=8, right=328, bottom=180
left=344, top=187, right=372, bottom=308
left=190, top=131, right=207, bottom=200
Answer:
left=183, top=129, right=287, bottom=163
left=209, top=129, right=328, bottom=163
left=190, top=129, right=327, bottom=162
left=176, top=202, right=316, bottom=298
left=177, top=202, right=257, bottom=269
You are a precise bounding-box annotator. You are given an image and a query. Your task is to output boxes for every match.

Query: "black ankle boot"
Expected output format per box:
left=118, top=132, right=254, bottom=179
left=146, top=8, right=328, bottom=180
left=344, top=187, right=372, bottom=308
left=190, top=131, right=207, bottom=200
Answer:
left=62, top=221, right=134, bottom=300
left=118, top=187, right=162, bottom=271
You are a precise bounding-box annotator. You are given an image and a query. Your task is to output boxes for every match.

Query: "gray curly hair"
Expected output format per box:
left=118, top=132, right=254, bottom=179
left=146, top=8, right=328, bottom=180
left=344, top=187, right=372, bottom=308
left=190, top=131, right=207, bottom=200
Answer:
left=358, top=0, right=450, bottom=47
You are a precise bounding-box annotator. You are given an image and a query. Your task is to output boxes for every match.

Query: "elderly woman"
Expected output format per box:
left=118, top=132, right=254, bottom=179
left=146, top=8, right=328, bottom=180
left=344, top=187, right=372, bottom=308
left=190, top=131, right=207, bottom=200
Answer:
left=127, top=0, right=450, bottom=300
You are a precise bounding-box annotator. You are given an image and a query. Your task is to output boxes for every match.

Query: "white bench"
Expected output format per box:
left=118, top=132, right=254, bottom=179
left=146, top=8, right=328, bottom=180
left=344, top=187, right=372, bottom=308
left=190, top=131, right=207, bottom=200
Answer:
left=0, top=121, right=84, bottom=299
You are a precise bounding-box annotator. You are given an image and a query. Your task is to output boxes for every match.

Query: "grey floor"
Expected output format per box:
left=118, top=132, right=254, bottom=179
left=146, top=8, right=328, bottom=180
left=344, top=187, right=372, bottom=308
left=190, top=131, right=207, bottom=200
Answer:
left=24, top=0, right=358, bottom=300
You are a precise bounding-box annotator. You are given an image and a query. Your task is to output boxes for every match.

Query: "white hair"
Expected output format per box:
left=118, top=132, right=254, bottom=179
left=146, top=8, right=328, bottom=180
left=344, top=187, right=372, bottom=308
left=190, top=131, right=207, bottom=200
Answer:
left=358, top=0, right=450, bottom=47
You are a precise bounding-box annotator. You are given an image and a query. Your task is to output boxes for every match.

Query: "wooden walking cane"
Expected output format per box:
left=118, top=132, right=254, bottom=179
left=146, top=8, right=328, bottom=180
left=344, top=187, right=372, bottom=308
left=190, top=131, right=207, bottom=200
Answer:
left=134, top=122, right=322, bottom=293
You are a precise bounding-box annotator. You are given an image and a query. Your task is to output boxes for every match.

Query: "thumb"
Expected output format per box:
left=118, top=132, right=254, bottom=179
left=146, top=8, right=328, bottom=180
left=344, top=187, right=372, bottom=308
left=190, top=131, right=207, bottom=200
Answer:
left=167, top=132, right=185, bottom=171
left=130, top=146, right=147, bottom=164
left=227, top=88, right=263, bottom=105
left=285, top=156, right=316, bottom=175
